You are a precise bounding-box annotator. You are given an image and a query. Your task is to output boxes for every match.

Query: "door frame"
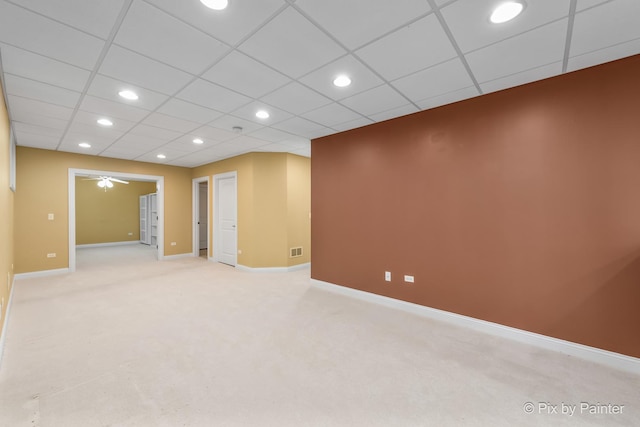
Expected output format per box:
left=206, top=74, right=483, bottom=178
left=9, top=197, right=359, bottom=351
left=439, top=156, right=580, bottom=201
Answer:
left=68, top=168, right=164, bottom=272
left=213, top=171, right=237, bottom=266
left=192, top=176, right=210, bottom=258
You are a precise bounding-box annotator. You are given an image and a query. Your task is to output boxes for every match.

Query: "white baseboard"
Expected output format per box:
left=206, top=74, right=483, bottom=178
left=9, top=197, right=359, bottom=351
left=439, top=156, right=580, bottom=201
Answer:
left=311, top=279, right=640, bottom=375
left=14, top=268, right=70, bottom=280
left=0, top=274, right=16, bottom=370
left=76, top=241, right=141, bottom=248
left=237, top=262, right=310, bottom=273
left=162, top=253, right=194, bottom=260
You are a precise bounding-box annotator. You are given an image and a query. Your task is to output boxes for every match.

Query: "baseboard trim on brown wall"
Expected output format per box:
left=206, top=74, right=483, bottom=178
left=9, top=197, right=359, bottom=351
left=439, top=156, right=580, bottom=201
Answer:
left=0, top=274, right=16, bottom=371
left=14, top=268, right=70, bottom=280
left=311, top=279, right=640, bottom=375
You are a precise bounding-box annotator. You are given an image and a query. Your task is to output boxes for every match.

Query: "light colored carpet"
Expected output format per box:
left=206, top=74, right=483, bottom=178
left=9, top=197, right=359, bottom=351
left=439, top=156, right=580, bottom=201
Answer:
left=0, top=245, right=638, bottom=426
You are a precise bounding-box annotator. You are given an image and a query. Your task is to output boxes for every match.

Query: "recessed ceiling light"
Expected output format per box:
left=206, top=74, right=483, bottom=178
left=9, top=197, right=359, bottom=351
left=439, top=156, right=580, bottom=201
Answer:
left=193, top=138, right=204, bottom=144
left=78, top=142, right=91, bottom=148
left=118, top=89, right=139, bottom=100
left=333, top=75, right=352, bottom=88
left=157, top=154, right=166, bottom=159
left=97, top=118, right=113, bottom=127
left=200, top=0, right=228, bottom=10
left=256, top=110, right=270, bottom=119
left=490, top=1, right=524, bottom=24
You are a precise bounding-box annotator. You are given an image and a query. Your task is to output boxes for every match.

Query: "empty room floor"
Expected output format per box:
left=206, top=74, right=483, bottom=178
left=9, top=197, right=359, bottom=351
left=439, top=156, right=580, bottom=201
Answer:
left=0, top=246, right=638, bottom=426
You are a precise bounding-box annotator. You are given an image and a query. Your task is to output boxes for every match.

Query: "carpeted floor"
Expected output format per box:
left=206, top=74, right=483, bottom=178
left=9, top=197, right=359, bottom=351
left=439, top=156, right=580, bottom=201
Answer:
left=0, top=245, right=638, bottom=426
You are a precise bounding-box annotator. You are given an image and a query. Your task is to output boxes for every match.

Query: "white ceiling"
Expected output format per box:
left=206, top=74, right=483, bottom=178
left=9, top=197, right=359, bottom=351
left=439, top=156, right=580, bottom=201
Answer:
left=0, top=0, right=639, bottom=167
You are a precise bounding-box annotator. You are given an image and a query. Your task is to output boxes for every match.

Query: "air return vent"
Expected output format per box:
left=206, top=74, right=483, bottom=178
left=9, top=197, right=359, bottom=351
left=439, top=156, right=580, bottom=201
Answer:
left=290, top=247, right=303, bottom=258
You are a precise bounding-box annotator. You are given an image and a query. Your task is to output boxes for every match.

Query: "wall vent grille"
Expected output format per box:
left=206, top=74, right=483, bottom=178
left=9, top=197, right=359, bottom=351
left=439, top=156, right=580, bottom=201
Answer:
left=290, top=247, right=303, bottom=258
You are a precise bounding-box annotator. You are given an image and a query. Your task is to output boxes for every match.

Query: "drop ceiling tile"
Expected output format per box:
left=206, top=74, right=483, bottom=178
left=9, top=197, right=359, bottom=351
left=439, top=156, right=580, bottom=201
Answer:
left=135, top=148, right=189, bottom=164
left=99, top=45, right=194, bottom=95
left=466, top=19, right=567, bottom=83
left=291, top=146, right=311, bottom=157
left=248, top=128, right=299, bottom=143
left=0, top=1, right=104, bottom=69
left=255, top=142, right=293, bottom=153
left=157, top=99, right=222, bottom=124
left=356, top=14, right=457, bottom=81
left=570, top=0, right=640, bottom=58
left=230, top=102, right=293, bottom=126
left=128, top=124, right=182, bottom=142
left=441, top=0, right=571, bottom=53
left=114, top=1, right=228, bottom=75
left=87, top=75, right=169, bottom=111
left=299, top=55, right=384, bottom=101
left=114, top=133, right=166, bottom=149
left=59, top=132, right=119, bottom=152
left=278, top=137, right=310, bottom=150
left=141, top=113, right=201, bottom=134
left=3, top=75, right=81, bottom=108
left=340, top=84, right=409, bottom=117
left=295, top=0, right=431, bottom=50
left=0, top=44, right=90, bottom=92
left=393, top=58, right=474, bottom=103
left=238, top=7, right=345, bottom=78
left=271, top=117, right=331, bottom=138
left=12, top=128, right=60, bottom=149
left=11, top=112, right=68, bottom=131
left=15, top=0, right=126, bottom=39
left=66, top=120, right=126, bottom=142
left=331, top=117, right=375, bottom=132
left=577, top=0, right=610, bottom=12
left=72, top=109, right=137, bottom=132
left=261, top=82, right=332, bottom=115
left=201, top=51, right=291, bottom=98
left=79, top=95, right=151, bottom=122
left=192, top=124, right=240, bottom=142
left=302, top=103, right=364, bottom=128
left=7, top=96, right=74, bottom=121
left=568, top=39, right=640, bottom=73
left=208, top=115, right=263, bottom=136
left=176, top=79, right=252, bottom=112
left=415, top=86, right=480, bottom=110
left=13, top=122, right=64, bottom=139
left=146, top=0, right=285, bottom=46
left=368, top=104, right=419, bottom=123
left=162, top=136, right=214, bottom=153
left=226, top=135, right=270, bottom=150
left=480, top=62, right=562, bottom=94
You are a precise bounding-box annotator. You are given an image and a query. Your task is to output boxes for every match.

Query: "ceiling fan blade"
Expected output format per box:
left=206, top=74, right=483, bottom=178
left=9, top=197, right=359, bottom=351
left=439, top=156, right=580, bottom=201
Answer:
left=110, top=178, right=129, bottom=184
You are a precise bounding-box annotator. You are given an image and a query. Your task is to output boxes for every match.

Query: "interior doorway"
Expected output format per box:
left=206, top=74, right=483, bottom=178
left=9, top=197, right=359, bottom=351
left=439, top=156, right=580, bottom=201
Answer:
left=68, top=168, right=164, bottom=272
left=193, top=176, right=210, bottom=258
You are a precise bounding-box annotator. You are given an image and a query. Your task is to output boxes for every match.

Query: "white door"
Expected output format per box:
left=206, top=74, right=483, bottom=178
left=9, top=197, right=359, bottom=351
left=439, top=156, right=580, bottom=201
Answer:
left=198, top=183, right=208, bottom=251
left=216, top=173, right=237, bottom=266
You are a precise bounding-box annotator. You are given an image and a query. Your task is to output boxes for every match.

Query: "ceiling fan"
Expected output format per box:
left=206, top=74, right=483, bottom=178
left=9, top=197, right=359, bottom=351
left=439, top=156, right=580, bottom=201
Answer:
left=83, top=176, right=130, bottom=191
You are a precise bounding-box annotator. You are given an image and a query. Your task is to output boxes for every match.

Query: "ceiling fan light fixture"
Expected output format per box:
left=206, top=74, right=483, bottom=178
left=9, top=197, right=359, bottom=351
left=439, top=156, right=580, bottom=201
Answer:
left=97, top=180, right=106, bottom=188
left=490, top=1, right=524, bottom=24
left=200, top=0, right=228, bottom=10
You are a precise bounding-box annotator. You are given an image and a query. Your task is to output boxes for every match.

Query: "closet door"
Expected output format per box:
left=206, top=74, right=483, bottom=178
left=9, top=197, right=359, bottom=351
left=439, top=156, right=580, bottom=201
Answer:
left=140, top=195, right=149, bottom=245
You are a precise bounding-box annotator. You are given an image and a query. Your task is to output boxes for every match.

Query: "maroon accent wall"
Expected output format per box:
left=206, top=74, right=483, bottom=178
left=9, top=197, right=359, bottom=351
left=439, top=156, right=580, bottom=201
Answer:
left=311, top=55, right=640, bottom=358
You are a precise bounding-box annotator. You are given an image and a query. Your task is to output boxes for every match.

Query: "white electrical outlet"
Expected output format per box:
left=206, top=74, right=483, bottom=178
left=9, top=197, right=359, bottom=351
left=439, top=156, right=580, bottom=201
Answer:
left=48, top=213, right=54, bottom=220
left=128, top=232, right=133, bottom=236
left=404, top=275, right=414, bottom=283
left=385, top=271, right=391, bottom=282
left=170, top=242, right=177, bottom=246
left=47, top=253, right=56, bottom=258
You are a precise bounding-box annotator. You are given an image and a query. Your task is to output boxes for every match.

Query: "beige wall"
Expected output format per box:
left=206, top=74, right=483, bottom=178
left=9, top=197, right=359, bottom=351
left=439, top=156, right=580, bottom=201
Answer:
left=287, top=155, right=311, bottom=266
left=15, top=147, right=192, bottom=273
left=75, top=177, right=156, bottom=245
left=0, top=83, right=14, bottom=340
left=192, top=152, right=310, bottom=268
